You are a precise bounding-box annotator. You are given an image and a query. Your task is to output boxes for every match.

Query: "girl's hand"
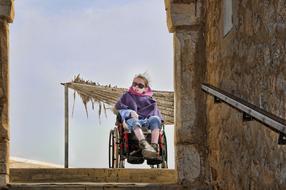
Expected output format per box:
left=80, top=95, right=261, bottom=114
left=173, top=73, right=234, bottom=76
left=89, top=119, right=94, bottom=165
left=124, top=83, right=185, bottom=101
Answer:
left=130, top=111, right=139, bottom=119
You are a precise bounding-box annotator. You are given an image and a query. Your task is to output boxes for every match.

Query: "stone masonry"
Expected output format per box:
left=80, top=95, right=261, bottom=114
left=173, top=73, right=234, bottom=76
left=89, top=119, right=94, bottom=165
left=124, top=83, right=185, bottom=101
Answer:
left=0, top=0, right=14, bottom=188
left=165, top=0, right=210, bottom=188
left=166, top=0, right=286, bottom=189
left=205, top=0, right=286, bottom=189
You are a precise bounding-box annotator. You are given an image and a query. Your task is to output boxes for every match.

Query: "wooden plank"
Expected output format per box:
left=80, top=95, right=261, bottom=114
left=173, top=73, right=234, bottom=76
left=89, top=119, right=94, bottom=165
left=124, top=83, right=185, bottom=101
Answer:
left=10, top=168, right=177, bottom=184
left=64, top=85, right=69, bottom=168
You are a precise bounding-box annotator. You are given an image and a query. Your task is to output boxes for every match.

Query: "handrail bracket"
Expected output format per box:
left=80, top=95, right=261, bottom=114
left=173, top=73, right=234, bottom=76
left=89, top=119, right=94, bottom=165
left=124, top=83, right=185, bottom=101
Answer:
left=243, top=112, right=254, bottom=122
left=278, top=133, right=286, bottom=145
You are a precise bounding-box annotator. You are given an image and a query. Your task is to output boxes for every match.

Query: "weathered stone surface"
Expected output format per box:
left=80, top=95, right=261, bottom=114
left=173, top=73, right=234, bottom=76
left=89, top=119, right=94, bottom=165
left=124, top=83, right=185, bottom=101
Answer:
left=176, top=145, right=200, bottom=183
left=0, top=19, right=9, bottom=141
left=0, top=0, right=14, bottom=23
left=0, top=163, right=8, bottom=174
left=0, top=141, right=8, bottom=162
left=10, top=168, right=177, bottom=184
left=174, top=31, right=207, bottom=144
left=0, top=174, right=8, bottom=187
left=165, top=0, right=203, bottom=32
left=172, top=0, right=209, bottom=185
left=0, top=13, right=10, bottom=188
left=8, top=182, right=214, bottom=190
left=8, top=183, right=184, bottom=190
left=205, top=0, right=286, bottom=189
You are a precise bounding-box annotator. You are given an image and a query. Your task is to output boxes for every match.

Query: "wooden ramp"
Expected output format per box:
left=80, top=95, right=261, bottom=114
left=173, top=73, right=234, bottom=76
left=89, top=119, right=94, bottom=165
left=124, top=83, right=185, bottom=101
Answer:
left=9, top=168, right=178, bottom=190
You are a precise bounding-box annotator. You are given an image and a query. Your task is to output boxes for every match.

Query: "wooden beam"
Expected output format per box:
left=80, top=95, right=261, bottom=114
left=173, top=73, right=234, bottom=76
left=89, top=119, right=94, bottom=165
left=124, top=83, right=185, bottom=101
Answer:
left=64, top=84, right=69, bottom=168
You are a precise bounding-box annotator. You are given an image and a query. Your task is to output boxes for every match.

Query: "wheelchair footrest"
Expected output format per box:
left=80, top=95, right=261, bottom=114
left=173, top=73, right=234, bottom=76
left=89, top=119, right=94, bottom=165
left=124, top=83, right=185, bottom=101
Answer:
left=127, top=156, right=145, bottom=164
left=147, top=157, right=163, bottom=165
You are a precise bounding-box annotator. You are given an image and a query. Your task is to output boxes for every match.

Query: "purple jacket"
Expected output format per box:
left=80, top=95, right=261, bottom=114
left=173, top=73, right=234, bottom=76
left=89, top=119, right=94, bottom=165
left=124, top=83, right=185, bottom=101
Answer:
left=115, top=91, right=163, bottom=121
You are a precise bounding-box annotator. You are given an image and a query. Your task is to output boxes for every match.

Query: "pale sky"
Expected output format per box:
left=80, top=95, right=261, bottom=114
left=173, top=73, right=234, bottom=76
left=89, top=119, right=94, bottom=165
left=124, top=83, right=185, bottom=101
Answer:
left=10, top=0, right=174, bottom=168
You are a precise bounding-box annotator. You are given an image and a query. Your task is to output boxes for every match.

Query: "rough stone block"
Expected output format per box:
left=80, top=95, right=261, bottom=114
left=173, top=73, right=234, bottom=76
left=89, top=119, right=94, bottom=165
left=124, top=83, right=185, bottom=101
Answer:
left=176, top=144, right=201, bottom=184
left=0, top=163, right=8, bottom=174
left=0, top=141, right=8, bottom=162
left=0, top=0, right=15, bottom=23
left=0, top=174, right=8, bottom=188
left=165, top=0, right=202, bottom=32
left=0, top=126, right=9, bottom=140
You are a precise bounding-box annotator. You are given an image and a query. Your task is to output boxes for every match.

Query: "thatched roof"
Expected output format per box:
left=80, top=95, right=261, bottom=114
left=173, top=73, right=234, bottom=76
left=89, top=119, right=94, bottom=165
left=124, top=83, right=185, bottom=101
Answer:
left=64, top=76, right=174, bottom=125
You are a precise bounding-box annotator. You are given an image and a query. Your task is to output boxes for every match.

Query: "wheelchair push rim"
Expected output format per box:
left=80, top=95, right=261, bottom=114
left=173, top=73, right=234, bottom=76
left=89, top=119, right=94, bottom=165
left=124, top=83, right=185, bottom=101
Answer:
left=109, top=128, right=124, bottom=168
left=161, top=129, right=168, bottom=168
left=108, top=129, right=119, bottom=168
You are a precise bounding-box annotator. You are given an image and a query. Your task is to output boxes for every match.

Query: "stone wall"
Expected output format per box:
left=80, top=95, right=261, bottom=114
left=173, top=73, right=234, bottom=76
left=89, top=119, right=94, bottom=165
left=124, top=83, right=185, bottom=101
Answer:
left=0, top=0, right=14, bottom=187
left=0, top=17, right=10, bottom=188
left=205, top=0, right=286, bottom=189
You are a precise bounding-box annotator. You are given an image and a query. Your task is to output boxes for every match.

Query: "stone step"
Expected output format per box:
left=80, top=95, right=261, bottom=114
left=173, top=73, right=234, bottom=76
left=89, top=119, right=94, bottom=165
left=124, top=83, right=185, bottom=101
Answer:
left=8, top=183, right=180, bottom=190
left=10, top=168, right=176, bottom=184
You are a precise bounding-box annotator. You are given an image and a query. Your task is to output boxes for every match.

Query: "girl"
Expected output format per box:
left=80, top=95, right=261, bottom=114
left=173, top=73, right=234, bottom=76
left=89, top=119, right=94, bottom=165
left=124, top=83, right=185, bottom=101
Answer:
left=115, top=74, right=163, bottom=159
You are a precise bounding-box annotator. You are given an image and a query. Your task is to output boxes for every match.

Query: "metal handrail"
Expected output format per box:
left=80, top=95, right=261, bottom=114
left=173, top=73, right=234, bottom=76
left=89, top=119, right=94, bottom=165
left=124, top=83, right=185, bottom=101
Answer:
left=202, top=83, right=286, bottom=145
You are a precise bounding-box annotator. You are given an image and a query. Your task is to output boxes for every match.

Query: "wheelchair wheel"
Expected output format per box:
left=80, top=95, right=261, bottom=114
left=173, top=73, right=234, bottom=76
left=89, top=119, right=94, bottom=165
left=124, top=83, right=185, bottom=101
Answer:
left=161, top=130, right=168, bottom=168
left=108, top=129, right=115, bottom=168
left=108, top=128, right=120, bottom=168
left=109, top=127, right=125, bottom=168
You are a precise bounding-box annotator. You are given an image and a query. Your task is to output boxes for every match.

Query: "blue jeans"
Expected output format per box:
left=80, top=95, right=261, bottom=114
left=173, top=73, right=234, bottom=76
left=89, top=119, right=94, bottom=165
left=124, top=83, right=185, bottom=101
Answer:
left=126, top=116, right=162, bottom=131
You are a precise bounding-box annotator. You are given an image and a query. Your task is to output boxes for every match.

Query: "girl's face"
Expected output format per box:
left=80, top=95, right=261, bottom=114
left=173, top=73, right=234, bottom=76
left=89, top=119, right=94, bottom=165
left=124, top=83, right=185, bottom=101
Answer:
left=132, top=77, right=146, bottom=94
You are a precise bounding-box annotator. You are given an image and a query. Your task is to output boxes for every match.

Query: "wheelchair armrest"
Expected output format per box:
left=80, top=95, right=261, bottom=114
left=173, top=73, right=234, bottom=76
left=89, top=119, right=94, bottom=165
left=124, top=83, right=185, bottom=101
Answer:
left=115, top=112, right=123, bottom=126
left=122, top=120, right=129, bottom=130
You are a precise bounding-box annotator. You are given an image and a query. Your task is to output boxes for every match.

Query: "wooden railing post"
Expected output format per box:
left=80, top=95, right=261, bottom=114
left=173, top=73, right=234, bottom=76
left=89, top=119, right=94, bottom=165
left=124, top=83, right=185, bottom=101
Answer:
left=64, top=84, right=69, bottom=168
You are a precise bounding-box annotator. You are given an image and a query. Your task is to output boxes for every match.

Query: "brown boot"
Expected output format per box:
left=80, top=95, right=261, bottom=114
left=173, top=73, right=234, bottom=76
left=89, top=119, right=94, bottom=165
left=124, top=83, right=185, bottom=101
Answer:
left=147, top=143, right=162, bottom=165
left=139, top=139, right=157, bottom=159
left=151, top=143, right=159, bottom=153
left=151, top=143, right=161, bottom=160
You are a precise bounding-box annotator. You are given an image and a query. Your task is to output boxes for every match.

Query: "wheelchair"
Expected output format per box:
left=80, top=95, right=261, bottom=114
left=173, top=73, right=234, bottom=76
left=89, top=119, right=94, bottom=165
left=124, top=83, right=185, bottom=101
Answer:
left=108, top=114, right=168, bottom=168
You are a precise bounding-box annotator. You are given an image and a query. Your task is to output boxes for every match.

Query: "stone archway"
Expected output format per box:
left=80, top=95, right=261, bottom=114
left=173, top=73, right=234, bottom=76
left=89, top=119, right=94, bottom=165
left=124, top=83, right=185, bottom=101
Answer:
left=0, top=0, right=210, bottom=188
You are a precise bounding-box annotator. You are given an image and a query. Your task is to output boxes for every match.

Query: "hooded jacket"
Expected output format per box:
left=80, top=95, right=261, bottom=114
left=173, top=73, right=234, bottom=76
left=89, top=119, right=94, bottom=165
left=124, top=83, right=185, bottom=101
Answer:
left=115, top=87, right=163, bottom=121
